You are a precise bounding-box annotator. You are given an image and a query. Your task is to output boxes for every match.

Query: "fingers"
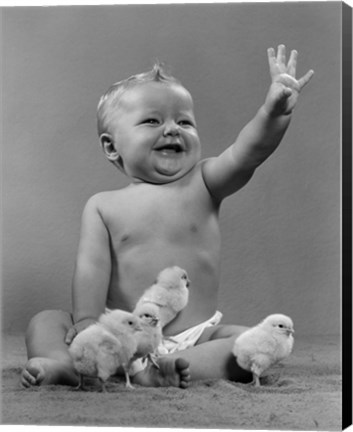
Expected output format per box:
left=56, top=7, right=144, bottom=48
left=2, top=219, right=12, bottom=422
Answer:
left=267, top=45, right=289, bottom=78
left=282, top=87, right=293, bottom=99
left=268, top=45, right=296, bottom=69
left=268, top=44, right=286, bottom=64
left=267, top=47, right=278, bottom=78
left=298, top=69, right=314, bottom=90
left=65, top=327, right=77, bottom=345
left=267, top=45, right=313, bottom=85
left=267, top=47, right=276, bottom=62
left=64, top=331, right=71, bottom=345
left=273, top=86, right=293, bottom=109
left=277, top=44, right=286, bottom=65
left=287, top=49, right=298, bottom=76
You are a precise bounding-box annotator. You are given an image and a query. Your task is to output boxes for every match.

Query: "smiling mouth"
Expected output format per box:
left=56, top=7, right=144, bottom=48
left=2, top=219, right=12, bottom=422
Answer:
left=155, top=144, right=184, bottom=153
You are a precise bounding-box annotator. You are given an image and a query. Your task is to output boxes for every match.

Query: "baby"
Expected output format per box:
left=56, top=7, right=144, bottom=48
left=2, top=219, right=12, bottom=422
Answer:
left=21, top=45, right=313, bottom=388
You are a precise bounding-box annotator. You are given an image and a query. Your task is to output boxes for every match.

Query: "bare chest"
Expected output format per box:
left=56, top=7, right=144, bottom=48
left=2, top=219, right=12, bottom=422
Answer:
left=100, top=176, right=222, bottom=326
left=104, top=179, right=218, bottom=249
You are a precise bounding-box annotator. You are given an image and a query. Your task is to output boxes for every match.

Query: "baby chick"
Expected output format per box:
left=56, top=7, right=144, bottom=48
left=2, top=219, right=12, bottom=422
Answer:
left=134, top=266, right=190, bottom=328
left=133, top=303, right=163, bottom=368
left=232, top=314, right=294, bottom=386
left=68, top=309, right=142, bottom=391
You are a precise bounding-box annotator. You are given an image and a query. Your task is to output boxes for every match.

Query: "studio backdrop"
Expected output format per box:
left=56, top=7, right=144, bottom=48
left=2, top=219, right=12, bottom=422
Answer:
left=3, top=2, right=341, bottom=336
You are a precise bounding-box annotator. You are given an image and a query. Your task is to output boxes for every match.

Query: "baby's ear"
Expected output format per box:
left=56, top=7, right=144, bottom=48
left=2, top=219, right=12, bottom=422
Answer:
left=99, top=133, right=125, bottom=172
left=100, top=133, right=119, bottom=161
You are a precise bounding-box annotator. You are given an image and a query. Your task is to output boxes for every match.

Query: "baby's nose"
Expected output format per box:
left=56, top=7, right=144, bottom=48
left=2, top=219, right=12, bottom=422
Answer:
left=163, top=122, right=180, bottom=136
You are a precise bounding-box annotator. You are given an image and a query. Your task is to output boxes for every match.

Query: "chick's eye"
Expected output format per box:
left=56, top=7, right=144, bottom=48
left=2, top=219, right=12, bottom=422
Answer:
left=181, top=274, right=187, bottom=280
left=278, top=324, right=284, bottom=328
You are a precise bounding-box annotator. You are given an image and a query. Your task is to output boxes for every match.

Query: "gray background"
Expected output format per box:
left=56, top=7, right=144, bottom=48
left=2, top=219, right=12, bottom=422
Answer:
left=2, top=3, right=341, bottom=336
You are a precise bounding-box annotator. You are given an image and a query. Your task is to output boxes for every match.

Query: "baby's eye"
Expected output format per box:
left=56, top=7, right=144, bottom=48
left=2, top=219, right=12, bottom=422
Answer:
left=178, top=119, right=194, bottom=127
left=278, top=324, right=284, bottom=328
left=142, top=118, right=159, bottom=125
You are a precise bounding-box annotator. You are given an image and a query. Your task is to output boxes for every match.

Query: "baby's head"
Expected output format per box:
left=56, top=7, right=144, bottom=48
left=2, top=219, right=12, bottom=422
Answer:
left=97, top=63, right=180, bottom=136
left=97, top=63, right=201, bottom=184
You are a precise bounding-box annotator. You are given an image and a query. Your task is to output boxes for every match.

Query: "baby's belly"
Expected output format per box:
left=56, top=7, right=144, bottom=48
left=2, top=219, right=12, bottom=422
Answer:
left=107, top=241, right=221, bottom=335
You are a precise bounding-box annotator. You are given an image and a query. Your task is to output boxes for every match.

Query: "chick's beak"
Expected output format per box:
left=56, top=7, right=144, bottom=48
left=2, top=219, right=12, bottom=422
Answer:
left=135, top=323, right=143, bottom=331
left=151, top=317, right=160, bottom=326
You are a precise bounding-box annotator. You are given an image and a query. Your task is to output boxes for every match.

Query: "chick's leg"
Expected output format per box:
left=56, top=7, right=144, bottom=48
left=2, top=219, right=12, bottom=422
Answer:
left=74, top=374, right=85, bottom=390
left=147, top=353, right=160, bottom=369
left=124, top=369, right=135, bottom=389
left=98, top=378, right=108, bottom=392
left=250, top=354, right=272, bottom=386
left=252, top=372, right=261, bottom=387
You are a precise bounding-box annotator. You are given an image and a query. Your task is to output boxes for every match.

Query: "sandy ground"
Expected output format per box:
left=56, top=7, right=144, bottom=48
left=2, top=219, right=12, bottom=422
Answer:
left=1, top=333, right=341, bottom=430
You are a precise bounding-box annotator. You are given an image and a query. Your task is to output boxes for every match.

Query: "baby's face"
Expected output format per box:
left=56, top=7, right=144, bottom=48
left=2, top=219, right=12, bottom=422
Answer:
left=105, top=81, right=201, bottom=183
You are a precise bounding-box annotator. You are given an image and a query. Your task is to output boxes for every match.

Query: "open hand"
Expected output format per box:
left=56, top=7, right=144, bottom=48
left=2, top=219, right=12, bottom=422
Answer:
left=264, top=44, right=314, bottom=116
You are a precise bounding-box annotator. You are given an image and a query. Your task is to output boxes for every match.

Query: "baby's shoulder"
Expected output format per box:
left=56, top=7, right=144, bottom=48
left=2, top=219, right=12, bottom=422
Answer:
left=87, top=189, right=126, bottom=204
left=84, top=189, right=129, bottom=215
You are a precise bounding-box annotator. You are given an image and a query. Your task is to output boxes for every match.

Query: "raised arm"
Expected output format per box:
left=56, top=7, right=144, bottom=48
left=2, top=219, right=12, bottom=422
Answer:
left=65, top=194, right=112, bottom=344
left=202, top=45, right=314, bottom=202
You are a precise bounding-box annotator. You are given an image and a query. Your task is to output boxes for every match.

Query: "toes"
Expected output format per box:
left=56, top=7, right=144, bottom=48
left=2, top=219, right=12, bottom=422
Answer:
left=20, top=376, right=31, bottom=388
left=180, top=373, right=191, bottom=389
left=175, top=357, right=189, bottom=371
left=179, top=366, right=190, bottom=377
left=21, top=359, right=48, bottom=387
left=179, top=380, right=190, bottom=389
left=175, top=358, right=190, bottom=380
left=28, top=365, right=45, bottom=384
left=174, top=358, right=191, bottom=389
left=21, top=369, right=37, bottom=387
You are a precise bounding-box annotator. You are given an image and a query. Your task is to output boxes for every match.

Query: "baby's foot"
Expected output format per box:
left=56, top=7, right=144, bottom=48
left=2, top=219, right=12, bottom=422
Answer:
left=132, top=357, right=190, bottom=388
left=21, top=357, right=78, bottom=387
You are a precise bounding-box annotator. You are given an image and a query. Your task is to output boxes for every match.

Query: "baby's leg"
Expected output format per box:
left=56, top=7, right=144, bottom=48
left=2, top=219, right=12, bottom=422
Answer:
left=21, top=310, right=79, bottom=387
left=190, top=324, right=251, bottom=381
left=132, top=324, right=251, bottom=387
left=131, top=357, right=191, bottom=389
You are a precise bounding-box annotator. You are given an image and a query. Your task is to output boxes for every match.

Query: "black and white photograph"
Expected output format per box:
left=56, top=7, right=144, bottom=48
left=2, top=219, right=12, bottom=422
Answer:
left=1, top=1, right=351, bottom=430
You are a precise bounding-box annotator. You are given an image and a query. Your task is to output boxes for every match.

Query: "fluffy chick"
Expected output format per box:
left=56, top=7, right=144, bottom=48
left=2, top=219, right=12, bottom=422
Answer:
left=68, top=309, right=142, bottom=391
left=232, top=314, right=294, bottom=386
left=134, top=266, right=190, bottom=328
left=133, top=303, right=163, bottom=368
